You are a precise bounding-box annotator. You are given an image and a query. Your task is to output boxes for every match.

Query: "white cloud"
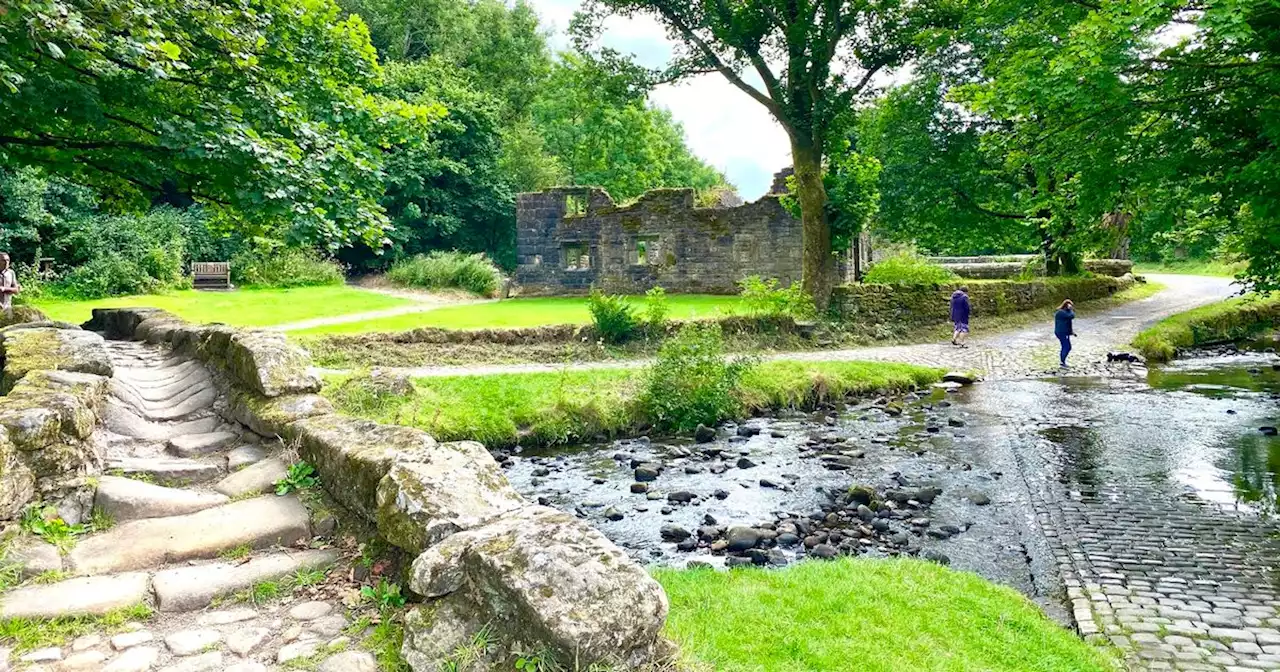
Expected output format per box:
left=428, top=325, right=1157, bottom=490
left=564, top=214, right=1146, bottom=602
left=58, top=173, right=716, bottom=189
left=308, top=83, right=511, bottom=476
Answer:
left=528, top=0, right=791, bottom=198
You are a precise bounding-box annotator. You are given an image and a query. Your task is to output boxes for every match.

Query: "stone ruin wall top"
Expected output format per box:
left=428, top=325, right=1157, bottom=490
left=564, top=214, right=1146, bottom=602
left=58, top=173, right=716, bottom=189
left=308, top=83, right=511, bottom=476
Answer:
left=514, top=186, right=804, bottom=296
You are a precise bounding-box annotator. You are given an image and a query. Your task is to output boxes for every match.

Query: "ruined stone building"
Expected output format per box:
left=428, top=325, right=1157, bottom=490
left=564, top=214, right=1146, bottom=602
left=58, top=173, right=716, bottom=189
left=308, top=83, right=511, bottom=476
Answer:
left=514, top=178, right=871, bottom=295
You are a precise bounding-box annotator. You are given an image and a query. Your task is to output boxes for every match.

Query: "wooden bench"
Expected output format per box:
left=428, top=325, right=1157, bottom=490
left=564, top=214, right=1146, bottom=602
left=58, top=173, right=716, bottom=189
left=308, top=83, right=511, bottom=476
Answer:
left=191, top=261, right=232, bottom=290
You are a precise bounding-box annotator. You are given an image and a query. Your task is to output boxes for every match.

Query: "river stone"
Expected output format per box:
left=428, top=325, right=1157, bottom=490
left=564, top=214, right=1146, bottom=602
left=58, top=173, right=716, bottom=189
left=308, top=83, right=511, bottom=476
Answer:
left=277, top=639, right=322, bottom=664
left=226, top=444, right=268, bottom=471
left=289, top=414, right=437, bottom=522
left=0, top=327, right=112, bottom=392
left=405, top=505, right=669, bottom=670
left=660, top=525, right=690, bottom=542
left=95, top=475, right=229, bottom=521
left=225, top=331, right=320, bottom=397
left=212, top=457, right=287, bottom=498
left=7, top=538, right=61, bottom=578
left=289, top=601, right=333, bottom=621
left=164, top=628, right=221, bottom=656
left=694, top=424, right=716, bottom=443
left=159, top=651, right=223, bottom=672
left=111, top=631, right=155, bottom=650
left=725, top=527, right=761, bottom=552
left=375, top=441, right=525, bottom=555
left=102, top=646, right=159, bottom=672
left=941, top=371, right=975, bottom=385
left=317, top=651, right=378, bottom=672
left=226, top=627, right=270, bottom=656
left=61, top=650, right=107, bottom=670
left=634, top=463, right=662, bottom=481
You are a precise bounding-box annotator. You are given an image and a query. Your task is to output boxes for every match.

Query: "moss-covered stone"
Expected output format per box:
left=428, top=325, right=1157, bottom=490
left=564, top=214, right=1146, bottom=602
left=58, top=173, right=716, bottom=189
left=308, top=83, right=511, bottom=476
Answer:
left=225, top=331, right=320, bottom=397
left=0, top=327, right=113, bottom=393
left=404, top=505, right=671, bottom=670
left=0, top=426, right=35, bottom=520
left=230, top=390, right=334, bottom=437
left=0, top=305, right=49, bottom=329
left=375, top=442, right=524, bottom=555
left=81, top=307, right=171, bottom=339
left=288, top=414, right=437, bottom=522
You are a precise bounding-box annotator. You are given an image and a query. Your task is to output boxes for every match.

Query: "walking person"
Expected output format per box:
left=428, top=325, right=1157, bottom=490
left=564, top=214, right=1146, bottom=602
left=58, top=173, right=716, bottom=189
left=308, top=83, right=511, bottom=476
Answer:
left=1055, top=299, right=1076, bottom=368
left=950, top=285, right=971, bottom=347
left=0, top=253, right=20, bottom=320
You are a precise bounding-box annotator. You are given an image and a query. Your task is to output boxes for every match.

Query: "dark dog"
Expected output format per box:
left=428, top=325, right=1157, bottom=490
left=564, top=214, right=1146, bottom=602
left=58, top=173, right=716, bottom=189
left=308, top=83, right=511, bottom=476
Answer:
left=1107, top=351, right=1143, bottom=363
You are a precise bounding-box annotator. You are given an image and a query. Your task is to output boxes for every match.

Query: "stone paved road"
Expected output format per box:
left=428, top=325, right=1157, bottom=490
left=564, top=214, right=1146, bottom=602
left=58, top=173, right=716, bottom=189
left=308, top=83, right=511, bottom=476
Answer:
left=358, top=273, right=1237, bottom=380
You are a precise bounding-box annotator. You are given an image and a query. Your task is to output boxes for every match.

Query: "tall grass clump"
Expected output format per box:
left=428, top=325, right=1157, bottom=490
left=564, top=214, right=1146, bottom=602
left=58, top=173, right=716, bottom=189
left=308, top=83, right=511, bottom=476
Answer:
left=231, top=247, right=345, bottom=288
left=640, top=322, right=754, bottom=432
left=738, top=275, right=815, bottom=319
left=587, top=288, right=640, bottom=344
left=386, top=251, right=503, bottom=297
left=862, top=251, right=959, bottom=286
left=1133, top=294, right=1280, bottom=362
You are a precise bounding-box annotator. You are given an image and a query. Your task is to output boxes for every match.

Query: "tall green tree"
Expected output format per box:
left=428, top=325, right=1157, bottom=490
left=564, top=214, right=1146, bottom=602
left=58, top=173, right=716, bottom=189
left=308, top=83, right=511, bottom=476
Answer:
left=0, top=0, right=441, bottom=249
left=583, top=0, right=959, bottom=307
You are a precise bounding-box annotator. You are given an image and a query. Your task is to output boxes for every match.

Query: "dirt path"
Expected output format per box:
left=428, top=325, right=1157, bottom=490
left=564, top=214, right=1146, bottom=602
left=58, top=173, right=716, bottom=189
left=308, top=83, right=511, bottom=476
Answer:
left=342, top=274, right=1237, bottom=380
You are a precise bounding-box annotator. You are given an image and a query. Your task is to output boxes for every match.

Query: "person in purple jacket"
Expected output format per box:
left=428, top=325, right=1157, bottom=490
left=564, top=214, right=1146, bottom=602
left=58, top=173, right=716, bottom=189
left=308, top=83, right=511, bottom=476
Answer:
left=950, top=286, right=971, bottom=347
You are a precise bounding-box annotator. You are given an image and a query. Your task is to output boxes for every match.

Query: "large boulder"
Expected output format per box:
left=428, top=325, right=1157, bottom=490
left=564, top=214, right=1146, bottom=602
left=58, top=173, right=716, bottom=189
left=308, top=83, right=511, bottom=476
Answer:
left=288, top=415, right=437, bottom=523
left=0, top=426, right=35, bottom=519
left=0, top=305, right=50, bottom=329
left=375, top=442, right=525, bottom=555
left=225, top=331, right=320, bottom=397
left=403, top=505, right=671, bottom=671
left=82, top=307, right=171, bottom=340
left=0, top=327, right=112, bottom=392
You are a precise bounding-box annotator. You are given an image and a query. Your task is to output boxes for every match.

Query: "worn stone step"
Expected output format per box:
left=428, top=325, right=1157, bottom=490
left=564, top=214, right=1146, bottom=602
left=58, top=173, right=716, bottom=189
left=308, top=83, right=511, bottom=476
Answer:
left=0, top=572, right=151, bottom=619
left=67, top=495, right=311, bottom=575
left=106, top=457, right=224, bottom=485
left=94, top=475, right=229, bottom=521
left=227, top=445, right=268, bottom=471
left=113, top=387, right=217, bottom=422
left=153, top=549, right=339, bottom=612
left=214, top=457, right=288, bottom=498
left=111, top=375, right=212, bottom=406
left=114, top=360, right=203, bottom=383
left=102, top=401, right=219, bottom=440
left=167, top=431, right=239, bottom=458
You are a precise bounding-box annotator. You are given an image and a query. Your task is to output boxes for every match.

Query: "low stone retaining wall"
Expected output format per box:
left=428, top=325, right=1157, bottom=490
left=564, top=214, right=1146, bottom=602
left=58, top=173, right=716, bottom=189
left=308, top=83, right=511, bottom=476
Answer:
left=83, top=307, right=672, bottom=670
left=0, top=315, right=116, bottom=523
left=933, top=259, right=1134, bottom=279
left=309, top=314, right=800, bottom=347
left=835, top=275, right=1137, bottom=328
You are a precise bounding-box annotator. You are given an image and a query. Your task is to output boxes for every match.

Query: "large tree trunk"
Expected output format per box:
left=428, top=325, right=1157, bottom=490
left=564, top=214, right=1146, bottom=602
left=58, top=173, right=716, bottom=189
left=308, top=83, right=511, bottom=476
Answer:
left=791, top=142, right=835, bottom=310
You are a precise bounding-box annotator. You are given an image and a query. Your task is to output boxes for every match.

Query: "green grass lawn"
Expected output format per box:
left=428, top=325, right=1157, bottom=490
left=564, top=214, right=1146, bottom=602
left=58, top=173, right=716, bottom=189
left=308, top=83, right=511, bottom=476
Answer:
left=1133, top=260, right=1244, bottom=277
left=655, top=558, right=1114, bottom=672
left=1133, top=294, right=1280, bottom=362
left=288, top=294, right=744, bottom=335
left=324, top=360, right=940, bottom=448
left=31, top=285, right=414, bottom=328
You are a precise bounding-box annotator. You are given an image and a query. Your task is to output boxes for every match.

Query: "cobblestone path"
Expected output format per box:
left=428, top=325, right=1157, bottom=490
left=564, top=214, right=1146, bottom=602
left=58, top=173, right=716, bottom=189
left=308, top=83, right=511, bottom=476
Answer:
left=972, top=376, right=1280, bottom=672
left=371, top=273, right=1237, bottom=380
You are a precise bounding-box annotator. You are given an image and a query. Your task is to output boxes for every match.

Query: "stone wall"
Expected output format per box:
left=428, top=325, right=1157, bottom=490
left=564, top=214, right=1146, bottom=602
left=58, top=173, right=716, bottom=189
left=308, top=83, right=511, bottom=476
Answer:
left=0, top=317, right=115, bottom=523
left=931, top=257, right=1135, bottom=279
left=515, top=187, right=805, bottom=295
left=84, top=308, right=672, bottom=671
left=835, top=275, right=1137, bottom=328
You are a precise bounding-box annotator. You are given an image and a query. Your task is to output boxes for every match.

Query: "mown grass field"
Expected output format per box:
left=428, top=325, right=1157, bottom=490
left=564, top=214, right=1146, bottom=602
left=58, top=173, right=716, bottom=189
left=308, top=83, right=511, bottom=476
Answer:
left=324, top=360, right=942, bottom=448
left=287, top=294, right=745, bottom=335
left=31, top=285, right=413, bottom=327
left=655, top=558, right=1115, bottom=672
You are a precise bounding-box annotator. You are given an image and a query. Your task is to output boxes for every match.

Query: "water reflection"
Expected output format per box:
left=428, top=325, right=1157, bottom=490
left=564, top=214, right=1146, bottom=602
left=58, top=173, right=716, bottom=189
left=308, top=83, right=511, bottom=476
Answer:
left=1228, top=432, right=1280, bottom=513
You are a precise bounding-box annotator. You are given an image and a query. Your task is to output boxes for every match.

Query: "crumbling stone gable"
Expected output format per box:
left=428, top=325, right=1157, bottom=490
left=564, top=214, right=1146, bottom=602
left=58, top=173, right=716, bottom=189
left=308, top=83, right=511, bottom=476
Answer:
left=515, top=186, right=805, bottom=295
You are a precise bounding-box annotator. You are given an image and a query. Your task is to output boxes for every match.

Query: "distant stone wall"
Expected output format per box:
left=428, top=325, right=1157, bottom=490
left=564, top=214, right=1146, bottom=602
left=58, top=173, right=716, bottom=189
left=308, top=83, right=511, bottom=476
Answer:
left=930, top=257, right=1134, bottom=279
left=85, top=307, right=672, bottom=671
left=515, top=187, right=804, bottom=295
left=834, top=275, right=1136, bottom=327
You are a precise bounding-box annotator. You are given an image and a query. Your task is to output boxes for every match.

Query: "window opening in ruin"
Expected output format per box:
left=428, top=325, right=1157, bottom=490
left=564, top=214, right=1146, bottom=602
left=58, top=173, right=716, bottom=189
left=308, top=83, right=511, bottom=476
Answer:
left=532, top=254, right=542, bottom=266
left=565, top=194, right=587, bottom=217
left=633, top=236, right=661, bottom=265
left=563, top=244, right=590, bottom=270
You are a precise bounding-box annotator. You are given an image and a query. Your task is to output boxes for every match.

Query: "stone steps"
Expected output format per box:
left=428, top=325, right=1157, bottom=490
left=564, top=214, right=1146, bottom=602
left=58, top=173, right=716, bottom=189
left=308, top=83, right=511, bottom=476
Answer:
left=106, top=456, right=225, bottom=486
left=0, top=549, right=339, bottom=619
left=66, top=495, right=311, bottom=575
left=166, top=431, right=240, bottom=458
left=102, top=400, right=220, bottom=440
left=94, top=475, right=229, bottom=522
left=213, top=458, right=288, bottom=498
left=108, top=386, right=217, bottom=422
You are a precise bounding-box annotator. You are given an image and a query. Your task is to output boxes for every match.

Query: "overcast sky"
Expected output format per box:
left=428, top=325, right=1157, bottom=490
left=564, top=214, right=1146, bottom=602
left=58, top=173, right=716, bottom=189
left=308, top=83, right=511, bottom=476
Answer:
left=527, top=0, right=792, bottom=199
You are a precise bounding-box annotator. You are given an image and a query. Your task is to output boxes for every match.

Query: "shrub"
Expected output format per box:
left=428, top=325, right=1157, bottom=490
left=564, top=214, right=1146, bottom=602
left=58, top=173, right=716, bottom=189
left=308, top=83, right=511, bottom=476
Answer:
left=643, top=286, right=670, bottom=333
left=640, top=322, right=754, bottom=432
left=588, top=288, right=640, bottom=344
left=386, top=251, right=504, bottom=297
left=35, top=208, right=195, bottom=300
left=862, top=252, right=959, bottom=286
left=1133, top=294, right=1280, bottom=362
left=231, top=247, right=345, bottom=288
left=738, top=276, right=815, bottom=320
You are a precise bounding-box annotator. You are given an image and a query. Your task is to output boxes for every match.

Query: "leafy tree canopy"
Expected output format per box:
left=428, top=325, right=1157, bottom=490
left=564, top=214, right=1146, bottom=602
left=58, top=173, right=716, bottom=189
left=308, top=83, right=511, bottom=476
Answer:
left=1, top=0, right=442, bottom=249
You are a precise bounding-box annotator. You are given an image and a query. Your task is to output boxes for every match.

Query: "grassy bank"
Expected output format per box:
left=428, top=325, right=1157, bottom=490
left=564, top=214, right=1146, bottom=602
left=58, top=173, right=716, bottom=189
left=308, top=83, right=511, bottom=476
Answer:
left=655, top=558, right=1114, bottom=672
left=289, top=294, right=745, bottom=336
left=1133, top=260, right=1244, bottom=277
left=1133, top=294, right=1280, bottom=362
left=324, top=360, right=941, bottom=448
left=33, top=285, right=413, bottom=327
